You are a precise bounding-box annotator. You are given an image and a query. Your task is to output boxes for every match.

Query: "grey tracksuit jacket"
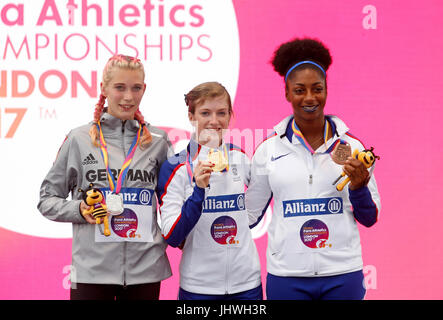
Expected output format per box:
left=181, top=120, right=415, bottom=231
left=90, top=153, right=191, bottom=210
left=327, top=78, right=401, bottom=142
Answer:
left=38, top=112, right=172, bottom=285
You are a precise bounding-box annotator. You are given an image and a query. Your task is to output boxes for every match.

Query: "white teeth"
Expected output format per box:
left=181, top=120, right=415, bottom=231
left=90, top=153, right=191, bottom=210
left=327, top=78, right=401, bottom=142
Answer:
left=302, top=105, right=319, bottom=112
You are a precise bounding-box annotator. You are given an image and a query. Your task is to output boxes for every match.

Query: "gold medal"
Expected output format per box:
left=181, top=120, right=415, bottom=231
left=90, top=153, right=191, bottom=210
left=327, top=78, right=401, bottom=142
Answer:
left=207, top=148, right=229, bottom=172
left=331, top=142, right=352, bottom=165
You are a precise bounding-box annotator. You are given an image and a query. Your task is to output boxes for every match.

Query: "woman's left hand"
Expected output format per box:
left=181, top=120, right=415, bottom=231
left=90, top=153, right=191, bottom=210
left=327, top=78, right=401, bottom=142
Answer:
left=343, top=157, right=369, bottom=190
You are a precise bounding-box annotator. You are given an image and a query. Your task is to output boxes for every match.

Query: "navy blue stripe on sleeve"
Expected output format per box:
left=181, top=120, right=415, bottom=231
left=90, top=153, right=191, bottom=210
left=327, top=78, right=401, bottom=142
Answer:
left=349, top=186, right=378, bottom=227
left=249, top=193, right=273, bottom=229
left=156, top=151, right=207, bottom=247
left=164, top=185, right=205, bottom=247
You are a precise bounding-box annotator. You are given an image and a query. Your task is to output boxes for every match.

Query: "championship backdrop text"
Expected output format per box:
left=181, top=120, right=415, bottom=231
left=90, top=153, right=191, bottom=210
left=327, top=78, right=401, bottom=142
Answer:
left=1, top=0, right=442, bottom=300
left=0, top=0, right=240, bottom=238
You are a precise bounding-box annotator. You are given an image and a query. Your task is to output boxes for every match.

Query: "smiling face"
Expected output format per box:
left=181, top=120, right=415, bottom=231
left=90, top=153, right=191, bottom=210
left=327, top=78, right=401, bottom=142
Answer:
left=84, top=188, right=104, bottom=205
left=188, top=95, right=231, bottom=147
left=101, top=68, right=146, bottom=121
left=285, top=67, right=327, bottom=124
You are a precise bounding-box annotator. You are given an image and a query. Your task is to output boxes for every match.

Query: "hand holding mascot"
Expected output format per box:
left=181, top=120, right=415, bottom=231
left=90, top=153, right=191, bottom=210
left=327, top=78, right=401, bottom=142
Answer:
left=79, top=183, right=111, bottom=236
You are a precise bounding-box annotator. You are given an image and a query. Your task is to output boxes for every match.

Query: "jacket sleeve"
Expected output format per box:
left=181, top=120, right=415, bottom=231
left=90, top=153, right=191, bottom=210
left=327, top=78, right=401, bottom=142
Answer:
left=156, top=157, right=206, bottom=247
left=349, top=173, right=381, bottom=227
left=344, top=137, right=381, bottom=228
left=240, top=152, right=251, bottom=187
left=245, top=142, right=273, bottom=228
left=37, top=132, right=86, bottom=224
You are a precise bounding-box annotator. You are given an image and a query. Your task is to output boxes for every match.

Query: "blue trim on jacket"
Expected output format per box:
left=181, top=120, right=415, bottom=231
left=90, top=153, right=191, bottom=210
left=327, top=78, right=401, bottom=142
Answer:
left=349, top=186, right=378, bottom=227
left=156, top=149, right=206, bottom=247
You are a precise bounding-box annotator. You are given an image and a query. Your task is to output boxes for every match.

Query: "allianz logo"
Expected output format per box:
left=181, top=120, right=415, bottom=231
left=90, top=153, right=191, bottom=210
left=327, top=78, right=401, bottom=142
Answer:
left=103, top=188, right=152, bottom=205
left=203, top=193, right=245, bottom=213
left=283, top=197, right=343, bottom=217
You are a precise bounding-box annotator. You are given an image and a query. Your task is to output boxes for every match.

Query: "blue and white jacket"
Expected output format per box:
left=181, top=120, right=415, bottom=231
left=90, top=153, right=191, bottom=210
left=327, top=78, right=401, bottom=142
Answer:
left=157, top=140, right=261, bottom=295
left=246, top=115, right=381, bottom=277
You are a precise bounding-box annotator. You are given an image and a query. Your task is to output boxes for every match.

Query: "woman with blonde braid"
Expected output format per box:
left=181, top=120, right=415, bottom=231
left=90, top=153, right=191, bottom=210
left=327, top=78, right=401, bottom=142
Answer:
left=38, top=55, right=172, bottom=300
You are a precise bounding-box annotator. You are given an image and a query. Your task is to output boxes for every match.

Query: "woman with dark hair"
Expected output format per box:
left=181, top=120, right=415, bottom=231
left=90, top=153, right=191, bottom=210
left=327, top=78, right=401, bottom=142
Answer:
left=246, top=38, right=381, bottom=300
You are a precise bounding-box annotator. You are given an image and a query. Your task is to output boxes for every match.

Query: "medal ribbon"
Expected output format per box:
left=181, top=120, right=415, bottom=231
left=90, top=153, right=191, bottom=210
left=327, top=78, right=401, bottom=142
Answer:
left=223, top=144, right=229, bottom=171
left=291, top=118, right=330, bottom=154
left=96, top=121, right=142, bottom=194
left=214, top=144, right=229, bottom=172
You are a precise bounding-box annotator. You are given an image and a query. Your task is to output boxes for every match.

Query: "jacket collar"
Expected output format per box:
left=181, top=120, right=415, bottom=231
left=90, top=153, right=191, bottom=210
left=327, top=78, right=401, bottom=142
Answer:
left=274, top=114, right=350, bottom=152
left=98, top=111, right=141, bottom=135
left=187, top=135, right=227, bottom=160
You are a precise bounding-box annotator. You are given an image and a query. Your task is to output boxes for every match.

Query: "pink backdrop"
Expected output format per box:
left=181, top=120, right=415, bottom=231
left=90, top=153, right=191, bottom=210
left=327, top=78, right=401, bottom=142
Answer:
left=1, top=0, right=442, bottom=299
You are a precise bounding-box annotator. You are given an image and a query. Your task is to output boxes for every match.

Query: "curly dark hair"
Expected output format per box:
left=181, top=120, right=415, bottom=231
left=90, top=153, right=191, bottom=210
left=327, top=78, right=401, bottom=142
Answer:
left=271, top=37, right=332, bottom=80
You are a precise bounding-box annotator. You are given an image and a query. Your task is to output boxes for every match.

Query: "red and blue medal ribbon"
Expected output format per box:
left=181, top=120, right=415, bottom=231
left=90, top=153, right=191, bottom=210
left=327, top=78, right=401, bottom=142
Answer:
left=221, top=144, right=229, bottom=172
left=96, top=121, right=142, bottom=194
left=184, top=141, right=201, bottom=185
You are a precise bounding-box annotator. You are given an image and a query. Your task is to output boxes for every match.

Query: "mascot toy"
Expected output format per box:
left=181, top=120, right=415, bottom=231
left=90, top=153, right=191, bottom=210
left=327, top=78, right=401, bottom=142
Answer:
left=78, top=183, right=111, bottom=236
left=333, top=147, right=380, bottom=191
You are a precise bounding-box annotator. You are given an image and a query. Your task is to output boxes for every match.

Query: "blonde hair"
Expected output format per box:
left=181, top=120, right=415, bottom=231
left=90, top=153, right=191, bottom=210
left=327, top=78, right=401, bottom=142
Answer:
left=184, top=82, right=233, bottom=116
left=89, top=54, right=152, bottom=149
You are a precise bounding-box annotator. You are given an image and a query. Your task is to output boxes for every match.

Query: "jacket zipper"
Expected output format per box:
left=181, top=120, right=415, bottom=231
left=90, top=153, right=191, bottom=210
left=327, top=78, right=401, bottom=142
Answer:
left=225, top=248, right=229, bottom=295
left=121, top=121, right=127, bottom=287
left=313, top=252, right=318, bottom=276
left=308, top=152, right=318, bottom=276
left=307, top=152, right=314, bottom=189
left=123, top=242, right=127, bottom=287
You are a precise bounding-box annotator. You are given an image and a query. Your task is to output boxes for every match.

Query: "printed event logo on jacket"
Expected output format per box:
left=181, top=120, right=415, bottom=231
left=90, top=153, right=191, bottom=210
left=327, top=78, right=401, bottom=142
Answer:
left=202, top=194, right=244, bottom=245
left=211, top=215, right=238, bottom=245
left=102, top=187, right=153, bottom=239
left=282, top=197, right=343, bottom=249
left=300, top=219, right=331, bottom=249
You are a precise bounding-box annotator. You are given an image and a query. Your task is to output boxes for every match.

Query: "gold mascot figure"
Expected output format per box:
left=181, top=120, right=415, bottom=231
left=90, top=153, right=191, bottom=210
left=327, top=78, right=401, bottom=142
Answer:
left=78, top=183, right=111, bottom=236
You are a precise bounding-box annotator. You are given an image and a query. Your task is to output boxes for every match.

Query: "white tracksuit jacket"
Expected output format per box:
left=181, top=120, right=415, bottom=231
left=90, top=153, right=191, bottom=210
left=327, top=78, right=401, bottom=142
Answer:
left=246, top=115, right=381, bottom=277
left=157, top=140, right=262, bottom=295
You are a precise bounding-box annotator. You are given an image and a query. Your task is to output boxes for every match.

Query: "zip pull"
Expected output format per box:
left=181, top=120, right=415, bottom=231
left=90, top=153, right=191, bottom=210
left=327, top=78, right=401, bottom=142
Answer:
left=309, top=174, right=313, bottom=184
